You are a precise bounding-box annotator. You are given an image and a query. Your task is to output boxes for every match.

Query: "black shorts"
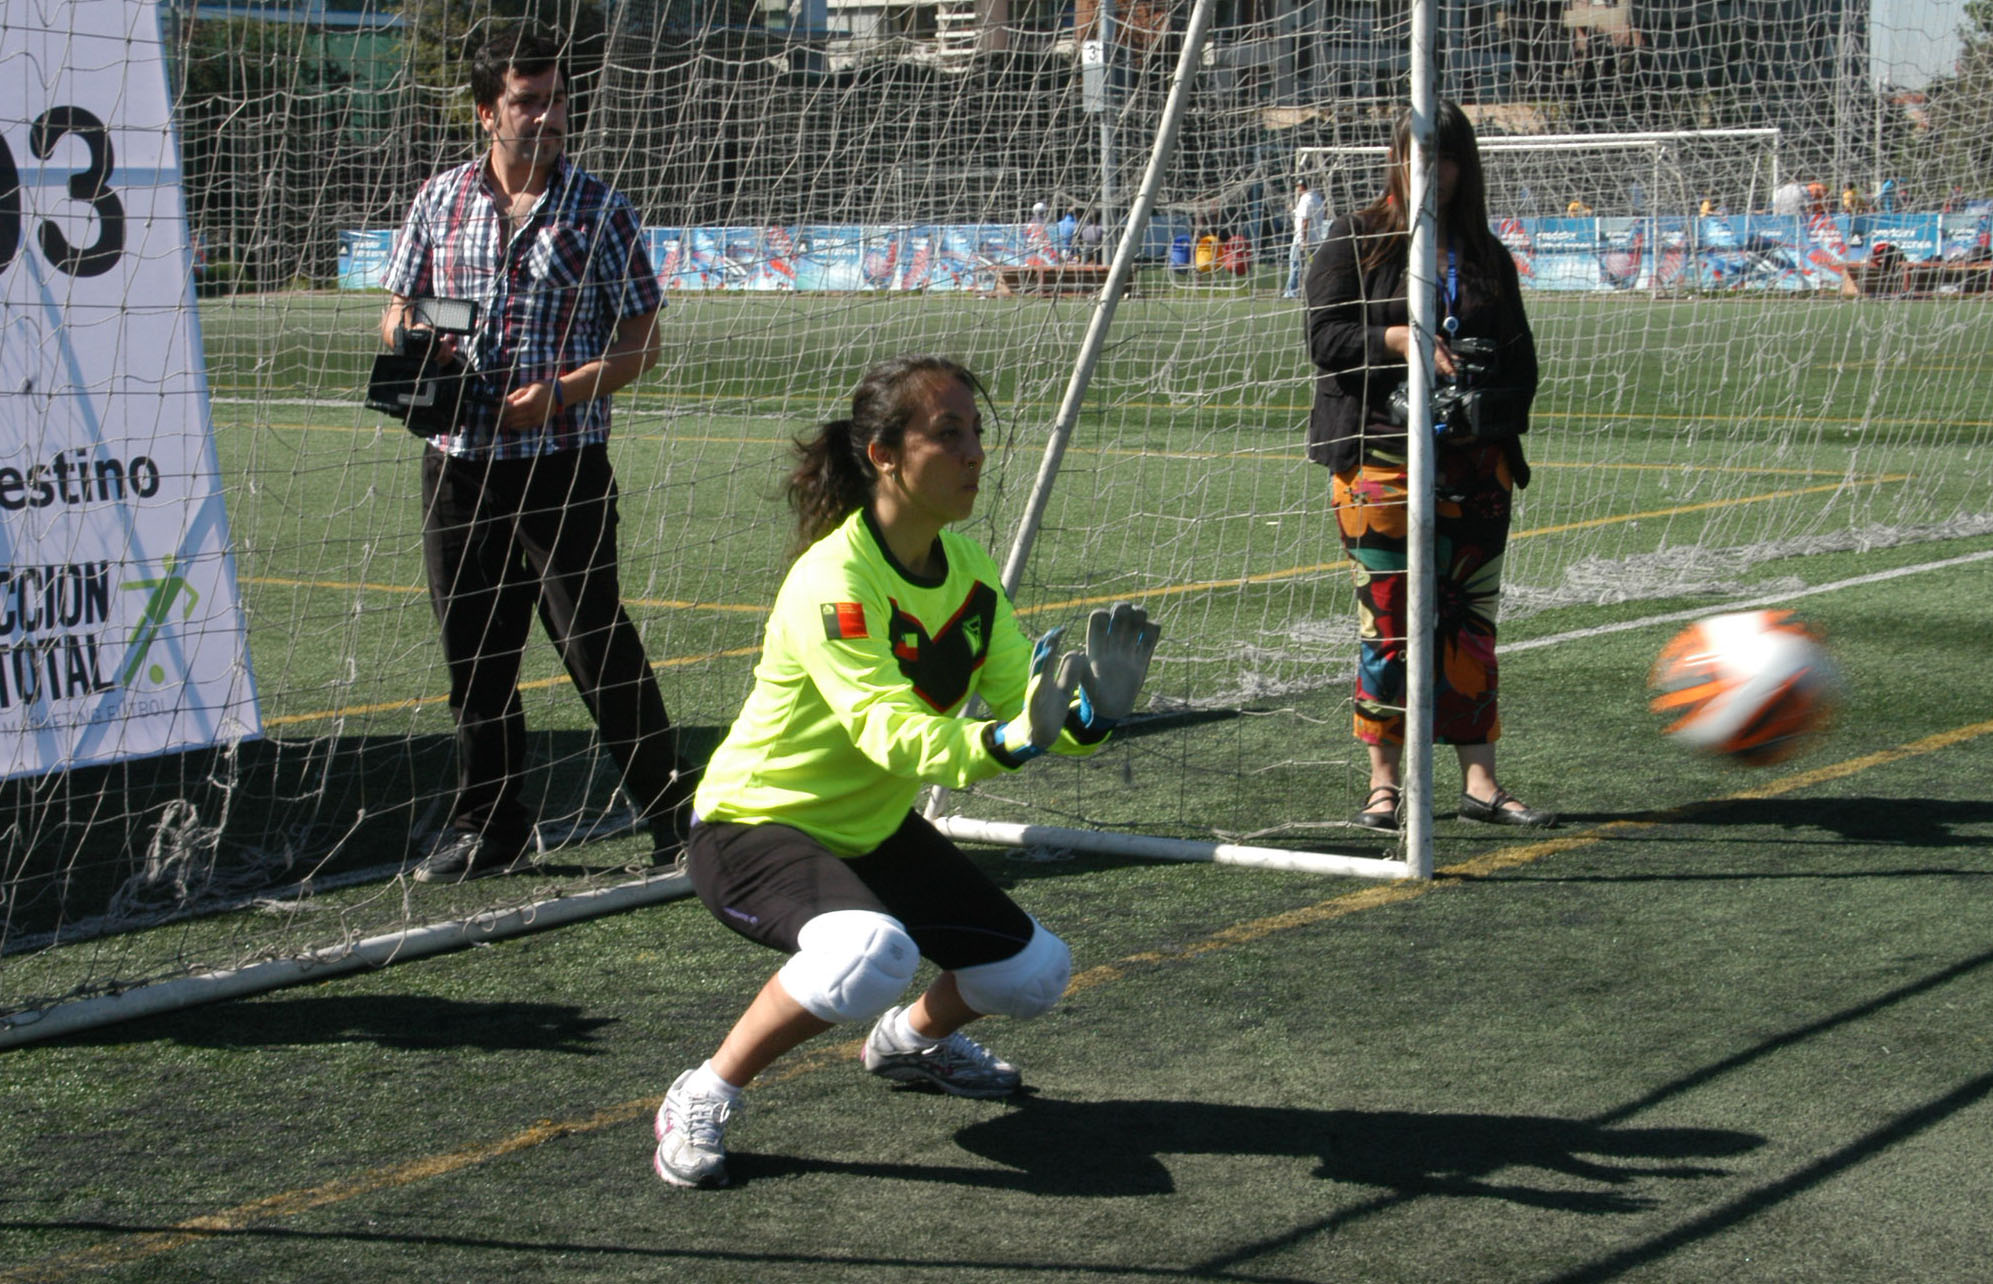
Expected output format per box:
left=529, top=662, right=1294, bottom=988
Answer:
left=685, top=811, right=1034, bottom=971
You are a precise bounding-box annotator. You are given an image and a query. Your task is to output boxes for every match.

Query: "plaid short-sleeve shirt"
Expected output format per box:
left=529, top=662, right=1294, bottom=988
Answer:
left=383, top=155, right=663, bottom=459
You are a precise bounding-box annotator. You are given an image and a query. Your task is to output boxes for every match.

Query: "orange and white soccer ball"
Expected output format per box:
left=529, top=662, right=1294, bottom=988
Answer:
left=1648, top=610, right=1840, bottom=765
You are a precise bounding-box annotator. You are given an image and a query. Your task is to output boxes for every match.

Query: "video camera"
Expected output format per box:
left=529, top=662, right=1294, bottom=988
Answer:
left=1386, top=336, right=1527, bottom=443
left=365, top=297, right=487, bottom=436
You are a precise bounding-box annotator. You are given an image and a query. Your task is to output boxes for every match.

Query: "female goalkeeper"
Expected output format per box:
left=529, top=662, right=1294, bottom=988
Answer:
left=651, top=354, right=1160, bottom=1189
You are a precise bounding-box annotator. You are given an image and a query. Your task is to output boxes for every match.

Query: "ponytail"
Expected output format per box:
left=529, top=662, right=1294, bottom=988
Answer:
left=787, top=417, right=873, bottom=554
left=785, top=354, right=984, bottom=557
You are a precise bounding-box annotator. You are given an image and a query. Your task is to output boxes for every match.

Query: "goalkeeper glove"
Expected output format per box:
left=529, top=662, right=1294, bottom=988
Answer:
left=986, top=626, right=1083, bottom=768
left=1074, top=602, right=1161, bottom=736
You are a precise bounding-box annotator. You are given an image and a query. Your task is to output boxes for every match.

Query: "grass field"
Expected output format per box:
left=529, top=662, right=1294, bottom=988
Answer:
left=2, top=552, right=1989, bottom=1281
left=183, top=286, right=1993, bottom=846
left=3, top=286, right=1991, bottom=1279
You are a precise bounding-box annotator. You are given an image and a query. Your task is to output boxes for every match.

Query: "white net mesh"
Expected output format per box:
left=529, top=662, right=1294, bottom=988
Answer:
left=5, top=0, right=1993, bottom=1036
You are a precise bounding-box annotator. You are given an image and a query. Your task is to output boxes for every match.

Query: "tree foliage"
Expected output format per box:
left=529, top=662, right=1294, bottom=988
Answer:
left=170, top=16, right=358, bottom=287
left=1916, top=0, right=1993, bottom=198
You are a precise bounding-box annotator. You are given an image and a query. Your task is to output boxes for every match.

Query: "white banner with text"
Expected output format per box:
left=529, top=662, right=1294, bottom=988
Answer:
left=0, top=1, right=260, bottom=779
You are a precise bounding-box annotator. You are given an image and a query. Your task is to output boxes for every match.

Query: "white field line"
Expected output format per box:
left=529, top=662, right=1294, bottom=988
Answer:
left=1504, top=547, right=1993, bottom=655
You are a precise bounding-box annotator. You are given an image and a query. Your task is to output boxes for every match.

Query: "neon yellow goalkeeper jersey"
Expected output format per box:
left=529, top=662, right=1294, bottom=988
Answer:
left=694, top=507, right=1100, bottom=856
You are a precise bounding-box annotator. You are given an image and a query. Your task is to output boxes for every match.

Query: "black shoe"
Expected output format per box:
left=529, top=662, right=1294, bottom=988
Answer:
left=412, top=830, right=533, bottom=883
left=1353, top=784, right=1401, bottom=830
left=1457, top=787, right=1557, bottom=829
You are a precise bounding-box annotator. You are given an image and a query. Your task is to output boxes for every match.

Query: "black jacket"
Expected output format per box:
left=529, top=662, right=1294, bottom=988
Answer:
left=1303, top=210, right=1537, bottom=487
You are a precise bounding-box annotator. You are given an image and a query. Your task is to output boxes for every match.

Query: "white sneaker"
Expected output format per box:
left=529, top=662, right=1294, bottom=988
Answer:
left=652, top=1068, right=737, bottom=1189
left=861, top=1005, right=1022, bottom=1099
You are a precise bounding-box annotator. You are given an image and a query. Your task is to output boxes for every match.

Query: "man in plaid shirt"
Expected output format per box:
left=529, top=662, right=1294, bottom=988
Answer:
left=380, top=21, right=696, bottom=883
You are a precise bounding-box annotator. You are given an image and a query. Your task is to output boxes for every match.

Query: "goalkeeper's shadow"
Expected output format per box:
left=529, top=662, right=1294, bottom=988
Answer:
left=728, top=1096, right=1762, bottom=1208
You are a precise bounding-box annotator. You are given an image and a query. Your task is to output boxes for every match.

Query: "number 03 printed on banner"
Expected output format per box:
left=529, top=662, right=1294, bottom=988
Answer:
left=0, top=0, right=260, bottom=780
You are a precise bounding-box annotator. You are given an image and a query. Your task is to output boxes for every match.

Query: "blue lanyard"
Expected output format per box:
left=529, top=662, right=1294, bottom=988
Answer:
left=1440, top=249, right=1459, bottom=337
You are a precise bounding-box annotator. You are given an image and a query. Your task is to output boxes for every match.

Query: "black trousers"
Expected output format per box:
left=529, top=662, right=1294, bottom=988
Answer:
left=684, top=812, right=1035, bottom=970
left=420, top=443, right=692, bottom=850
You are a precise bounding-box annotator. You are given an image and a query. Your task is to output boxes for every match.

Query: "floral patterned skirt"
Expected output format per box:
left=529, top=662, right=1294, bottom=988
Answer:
left=1331, top=443, right=1515, bottom=746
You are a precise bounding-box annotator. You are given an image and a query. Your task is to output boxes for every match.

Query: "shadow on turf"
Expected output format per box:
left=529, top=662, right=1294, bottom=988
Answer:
left=0, top=725, right=727, bottom=945
left=1539, top=795, right=1993, bottom=848
left=1686, top=795, right=1993, bottom=846
left=50, top=994, right=616, bottom=1054
left=1112, top=707, right=1244, bottom=740
left=730, top=1099, right=1761, bottom=1209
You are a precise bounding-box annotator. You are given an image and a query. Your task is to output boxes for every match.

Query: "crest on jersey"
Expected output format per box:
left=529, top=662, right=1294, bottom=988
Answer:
left=887, top=583, right=999, bottom=711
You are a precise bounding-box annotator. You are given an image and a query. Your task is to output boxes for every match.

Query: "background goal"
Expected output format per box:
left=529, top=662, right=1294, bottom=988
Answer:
left=1299, top=128, right=1782, bottom=220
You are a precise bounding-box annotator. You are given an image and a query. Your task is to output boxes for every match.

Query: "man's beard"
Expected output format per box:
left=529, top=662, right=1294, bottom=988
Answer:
left=506, top=133, right=562, bottom=167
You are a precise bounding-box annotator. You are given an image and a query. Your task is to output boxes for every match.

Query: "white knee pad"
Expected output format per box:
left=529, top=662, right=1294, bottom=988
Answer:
left=953, top=920, right=1071, bottom=1019
left=777, top=910, right=919, bottom=1024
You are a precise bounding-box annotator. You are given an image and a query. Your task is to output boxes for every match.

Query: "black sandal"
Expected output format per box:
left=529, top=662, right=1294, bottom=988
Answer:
left=1458, top=787, right=1557, bottom=829
left=1354, top=784, right=1401, bottom=830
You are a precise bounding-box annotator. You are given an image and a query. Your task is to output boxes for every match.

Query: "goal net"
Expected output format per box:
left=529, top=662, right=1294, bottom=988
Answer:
left=7, top=0, right=1993, bottom=1041
left=1302, top=129, right=1782, bottom=223
left=1301, top=129, right=1785, bottom=296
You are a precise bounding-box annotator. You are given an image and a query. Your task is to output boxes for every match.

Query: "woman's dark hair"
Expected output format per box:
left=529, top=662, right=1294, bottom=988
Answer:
left=1354, top=100, right=1503, bottom=278
left=470, top=21, right=563, bottom=110
left=787, top=355, right=984, bottom=555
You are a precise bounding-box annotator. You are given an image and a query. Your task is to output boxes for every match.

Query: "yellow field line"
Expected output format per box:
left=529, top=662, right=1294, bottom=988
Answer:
left=243, top=575, right=421, bottom=596
left=220, top=397, right=1993, bottom=434
left=1068, top=447, right=1880, bottom=473
left=1519, top=473, right=1909, bottom=539
left=251, top=573, right=1302, bottom=731
left=0, top=1105, right=641, bottom=1282
left=1053, top=406, right=1993, bottom=432
left=12, top=715, right=1987, bottom=1284
left=1526, top=459, right=1863, bottom=475
left=241, top=554, right=1360, bottom=726
left=1436, top=717, right=1993, bottom=882
left=244, top=468, right=1910, bottom=729
left=257, top=645, right=762, bottom=729
left=1006, top=471, right=1905, bottom=614
left=240, top=574, right=769, bottom=613
left=239, top=472, right=1904, bottom=621
left=231, top=407, right=1991, bottom=447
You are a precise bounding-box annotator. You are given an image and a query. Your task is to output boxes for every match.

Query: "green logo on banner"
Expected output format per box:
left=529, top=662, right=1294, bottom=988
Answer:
left=119, top=557, right=199, bottom=687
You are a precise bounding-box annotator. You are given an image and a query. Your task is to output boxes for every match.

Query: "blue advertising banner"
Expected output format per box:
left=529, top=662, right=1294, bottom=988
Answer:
left=792, top=225, right=866, bottom=291
left=1940, top=206, right=1992, bottom=262
left=337, top=229, right=393, bottom=290
left=1495, top=213, right=1938, bottom=293
left=647, top=224, right=1038, bottom=292
left=346, top=213, right=1990, bottom=296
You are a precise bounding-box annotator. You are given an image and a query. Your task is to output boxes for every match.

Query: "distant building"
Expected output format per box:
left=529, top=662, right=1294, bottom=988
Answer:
left=1196, top=0, right=1866, bottom=121
left=162, top=1, right=399, bottom=28
left=787, top=0, right=1072, bottom=66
